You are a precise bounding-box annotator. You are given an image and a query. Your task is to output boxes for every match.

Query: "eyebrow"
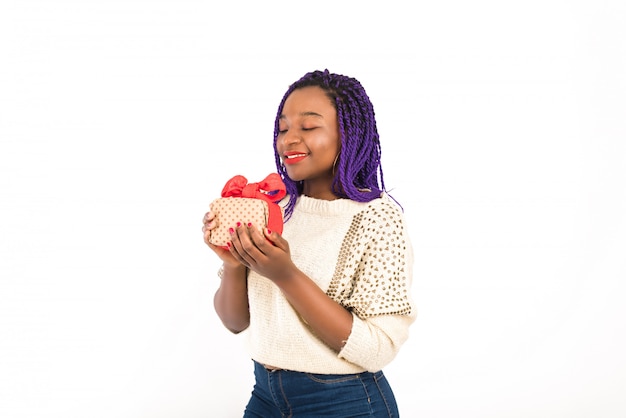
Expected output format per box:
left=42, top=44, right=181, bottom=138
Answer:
left=279, top=111, right=324, bottom=120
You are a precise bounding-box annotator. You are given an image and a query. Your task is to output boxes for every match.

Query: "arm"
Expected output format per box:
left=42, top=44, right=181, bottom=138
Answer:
left=333, top=203, right=417, bottom=371
left=272, top=268, right=353, bottom=353
left=203, top=212, right=250, bottom=334
left=340, top=311, right=415, bottom=372
left=213, top=263, right=250, bottom=333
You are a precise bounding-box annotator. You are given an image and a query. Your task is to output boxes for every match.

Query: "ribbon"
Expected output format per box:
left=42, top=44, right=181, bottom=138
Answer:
left=220, top=173, right=287, bottom=237
left=221, top=173, right=286, bottom=203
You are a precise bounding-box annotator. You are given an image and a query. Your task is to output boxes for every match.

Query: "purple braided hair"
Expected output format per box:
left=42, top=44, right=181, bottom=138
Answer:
left=273, top=69, right=396, bottom=220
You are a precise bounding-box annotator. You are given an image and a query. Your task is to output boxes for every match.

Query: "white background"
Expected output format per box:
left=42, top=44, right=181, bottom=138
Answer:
left=1, top=1, right=625, bottom=417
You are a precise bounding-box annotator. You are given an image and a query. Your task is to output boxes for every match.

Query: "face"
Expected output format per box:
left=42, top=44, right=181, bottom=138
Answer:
left=276, top=86, right=341, bottom=197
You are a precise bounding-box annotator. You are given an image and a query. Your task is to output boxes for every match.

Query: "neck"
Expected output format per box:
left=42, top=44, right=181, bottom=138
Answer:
left=301, top=180, right=340, bottom=201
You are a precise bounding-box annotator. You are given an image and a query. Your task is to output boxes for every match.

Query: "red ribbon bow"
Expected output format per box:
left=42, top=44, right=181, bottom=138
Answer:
left=221, top=173, right=286, bottom=203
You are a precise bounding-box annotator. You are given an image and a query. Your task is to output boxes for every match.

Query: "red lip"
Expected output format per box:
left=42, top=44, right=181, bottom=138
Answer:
left=283, top=152, right=308, bottom=165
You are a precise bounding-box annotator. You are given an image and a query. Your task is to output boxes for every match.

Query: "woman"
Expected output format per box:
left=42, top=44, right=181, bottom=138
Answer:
left=202, top=69, right=416, bottom=417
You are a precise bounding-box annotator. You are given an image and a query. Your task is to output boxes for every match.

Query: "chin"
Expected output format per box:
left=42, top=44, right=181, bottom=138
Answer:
left=284, top=170, right=304, bottom=182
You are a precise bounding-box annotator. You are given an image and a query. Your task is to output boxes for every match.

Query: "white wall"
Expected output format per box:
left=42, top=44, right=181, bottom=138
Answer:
left=1, top=1, right=624, bottom=417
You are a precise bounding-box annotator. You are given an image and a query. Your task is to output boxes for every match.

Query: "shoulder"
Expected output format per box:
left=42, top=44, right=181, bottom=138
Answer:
left=358, top=194, right=407, bottom=226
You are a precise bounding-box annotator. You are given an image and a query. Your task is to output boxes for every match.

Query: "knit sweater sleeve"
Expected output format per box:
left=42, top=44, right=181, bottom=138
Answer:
left=327, top=197, right=417, bottom=371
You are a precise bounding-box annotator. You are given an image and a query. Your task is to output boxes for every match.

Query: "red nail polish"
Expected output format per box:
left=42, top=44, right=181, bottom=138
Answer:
left=227, top=242, right=231, bottom=248
left=247, top=222, right=252, bottom=228
left=266, top=228, right=272, bottom=234
left=228, top=228, right=234, bottom=234
left=236, top=222, right=241, bottom=227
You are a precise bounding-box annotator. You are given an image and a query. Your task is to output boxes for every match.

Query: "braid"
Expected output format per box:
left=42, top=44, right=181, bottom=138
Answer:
left=273, top=70, right=393, bottom=220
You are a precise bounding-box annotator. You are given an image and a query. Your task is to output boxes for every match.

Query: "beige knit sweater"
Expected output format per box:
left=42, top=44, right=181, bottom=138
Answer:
left=243, top=194, right=416, bottom=374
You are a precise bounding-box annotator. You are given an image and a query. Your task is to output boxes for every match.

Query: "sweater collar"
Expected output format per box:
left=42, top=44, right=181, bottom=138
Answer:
left=294, top=194, right=374, bottom=216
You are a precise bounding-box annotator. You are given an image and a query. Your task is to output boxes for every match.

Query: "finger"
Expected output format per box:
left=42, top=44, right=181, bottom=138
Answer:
left=203, top=211, right=216, bottom=224
left=226, top=240, right=247, bottom=266
left=202, top=214, right=219, bottom=232
left=203, top=228, right=215, bottom=246
left=264, top=227, right=289, bottom=252
left=202, top=221, right=216, bottom=239
left=231, top=223, right=261, bottom=265
left=227, top=225, right=251, bottom=264
left=247, top=223, right=273, bottom=255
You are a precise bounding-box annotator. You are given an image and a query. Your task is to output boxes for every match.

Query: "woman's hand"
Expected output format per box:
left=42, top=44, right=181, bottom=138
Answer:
left=228, top=222, right=298, bottom=283
left=229, top=221, right=354, bottom=352
left=202, top=211, right=241, bottom=267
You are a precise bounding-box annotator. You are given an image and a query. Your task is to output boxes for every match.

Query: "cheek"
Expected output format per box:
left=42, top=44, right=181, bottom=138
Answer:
left=314, top=130, right=340, bottom=150
left=327, top=138, right=341, bottom=159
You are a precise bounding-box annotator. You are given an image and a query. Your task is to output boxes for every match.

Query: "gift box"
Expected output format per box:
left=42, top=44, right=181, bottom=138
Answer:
left=208, top=173, right=286, bottom=248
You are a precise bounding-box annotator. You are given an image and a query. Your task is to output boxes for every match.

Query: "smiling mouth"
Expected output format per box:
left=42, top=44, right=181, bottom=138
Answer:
left=283, top=153, right=307, bottom=165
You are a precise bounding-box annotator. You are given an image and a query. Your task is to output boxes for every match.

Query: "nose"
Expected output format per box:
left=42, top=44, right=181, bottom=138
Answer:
left=280, top=130, right=302, bottom=146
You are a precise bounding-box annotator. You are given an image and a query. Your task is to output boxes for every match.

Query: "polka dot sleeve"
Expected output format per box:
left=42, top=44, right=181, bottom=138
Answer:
left=327, top=199, right=414, bottom=318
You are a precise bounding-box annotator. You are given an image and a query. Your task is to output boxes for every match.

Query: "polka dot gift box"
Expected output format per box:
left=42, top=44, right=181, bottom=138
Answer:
left=208, top=173, right=286, bottom=248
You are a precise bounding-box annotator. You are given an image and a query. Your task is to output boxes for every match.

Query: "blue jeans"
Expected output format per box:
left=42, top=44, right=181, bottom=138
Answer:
left=243, top=360, right=400, bottom=417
